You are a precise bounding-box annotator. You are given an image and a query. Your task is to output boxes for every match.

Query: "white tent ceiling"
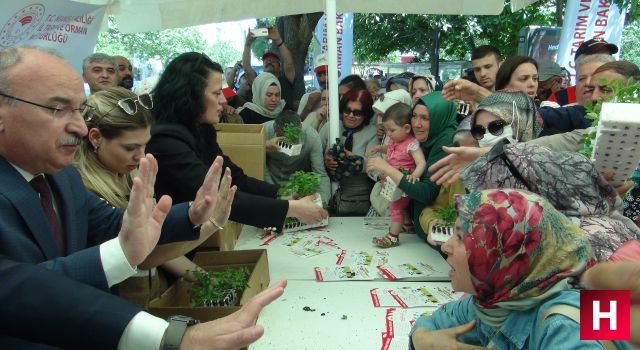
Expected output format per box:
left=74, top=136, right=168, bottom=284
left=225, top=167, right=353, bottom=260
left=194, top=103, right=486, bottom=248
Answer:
left=76, top=0, right=539, bottom=33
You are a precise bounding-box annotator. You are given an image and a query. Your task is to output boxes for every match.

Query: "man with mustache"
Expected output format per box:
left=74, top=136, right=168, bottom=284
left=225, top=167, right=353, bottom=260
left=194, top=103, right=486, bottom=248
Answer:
left=242, top=26, right=297, bottom=110
left=82, top=53, right=118, bottom=95
left=114, top=55, right=134, bottom=90
left=0, top=46, right=283, bottom=350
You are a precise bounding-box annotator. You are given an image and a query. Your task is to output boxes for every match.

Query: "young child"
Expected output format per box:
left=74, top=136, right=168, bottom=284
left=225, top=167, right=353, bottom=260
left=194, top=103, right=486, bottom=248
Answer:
left=367, top=103, right=426, bottom=248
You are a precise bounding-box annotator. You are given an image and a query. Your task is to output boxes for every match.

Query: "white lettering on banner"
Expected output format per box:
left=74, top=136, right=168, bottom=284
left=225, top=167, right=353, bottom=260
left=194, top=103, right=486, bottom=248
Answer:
left=556, top=0, right=624, bottom=83
left=314, top=13, right=353, bottom=83
left=0, top=1, right=105, bottom=73
left=593, top=300, right=617, bottom=331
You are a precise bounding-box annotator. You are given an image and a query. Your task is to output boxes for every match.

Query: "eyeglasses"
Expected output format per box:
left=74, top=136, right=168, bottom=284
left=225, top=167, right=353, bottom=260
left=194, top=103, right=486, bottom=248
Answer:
left=343, top=107, right=364, bottom=117
left=470, top=119, right=507, bottom=140
left=86, top=93, right=153, bottom=123
left=0, top=92, right=92, bottom=119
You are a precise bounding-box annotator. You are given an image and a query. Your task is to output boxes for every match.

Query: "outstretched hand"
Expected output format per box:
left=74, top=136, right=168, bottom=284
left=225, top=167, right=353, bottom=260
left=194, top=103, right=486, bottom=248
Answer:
left=411, top=320, right=487, bottom=350
left=209, top=167, right=237, bottom=229
left=119, top=154, right=172, bottom=267
left=181, top=280, right=288, bottom=350
left=188, top=156, right=226, bottom=226
left=428, top=146, right=489, bottom=185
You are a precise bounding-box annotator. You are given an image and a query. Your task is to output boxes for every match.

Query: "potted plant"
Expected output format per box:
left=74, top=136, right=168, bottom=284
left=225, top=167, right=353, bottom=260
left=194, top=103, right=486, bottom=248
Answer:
left=276, top=171, right=327, bottom=232
left=578, top=78, right=640, bottom=187
left=278, top=123, right=304, bottom=156
left=430, top=204, right=457, bottom=243
left=188, top=267, right=250, bottom=307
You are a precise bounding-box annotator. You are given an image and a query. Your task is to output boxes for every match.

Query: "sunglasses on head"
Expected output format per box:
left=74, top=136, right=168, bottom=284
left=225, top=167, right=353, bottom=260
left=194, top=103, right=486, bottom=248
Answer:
left=86, top=93, right=153, bottom=123
left=343, top=107, right=364, bottom=117
left=470, top=119, right=507, bottom=140
left=118, top=93, right=153, bottom=115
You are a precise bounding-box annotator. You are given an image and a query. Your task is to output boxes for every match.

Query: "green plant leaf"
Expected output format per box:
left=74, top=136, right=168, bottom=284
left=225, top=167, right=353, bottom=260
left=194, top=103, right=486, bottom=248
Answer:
left=277, top=171, right=321, bottom=197
left=434, top=204, right=457, bottom=227
left=282, top=123, right=303, bottom=145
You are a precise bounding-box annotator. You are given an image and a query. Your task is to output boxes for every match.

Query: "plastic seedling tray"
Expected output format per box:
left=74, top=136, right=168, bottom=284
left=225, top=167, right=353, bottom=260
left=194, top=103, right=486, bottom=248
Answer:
left=592, top=102, right=640, bottom=187
left=380, top=176, right=404, bottom=202
left=277, top=140, right=302, bottom=156
left=283, top=195, right=328, bottom=233
left=430, top=225, right=453, bottom=243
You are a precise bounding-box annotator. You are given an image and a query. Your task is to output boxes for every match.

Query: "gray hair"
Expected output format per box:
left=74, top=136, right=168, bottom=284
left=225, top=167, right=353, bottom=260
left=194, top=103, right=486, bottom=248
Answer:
left=82, top=53, right=117, bottom=75
left=0, top=46, right=62, bottom=96
left=576, top=54, right=615, bottom=74
left=274, top=109, right=302, bottom=131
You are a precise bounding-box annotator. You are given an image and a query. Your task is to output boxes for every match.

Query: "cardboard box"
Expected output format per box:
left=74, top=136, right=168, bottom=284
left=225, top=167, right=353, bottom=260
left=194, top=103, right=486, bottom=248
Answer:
left=215, top=123, right=266, bottom=180
left=201, top=220, right=243, bottom=250
left=148, top=250, right=270, bottom=322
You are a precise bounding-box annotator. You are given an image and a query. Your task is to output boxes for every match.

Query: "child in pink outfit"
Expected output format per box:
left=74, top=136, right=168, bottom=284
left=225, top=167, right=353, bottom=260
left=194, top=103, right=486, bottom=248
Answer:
left=367, top=103, right=426, bottom=248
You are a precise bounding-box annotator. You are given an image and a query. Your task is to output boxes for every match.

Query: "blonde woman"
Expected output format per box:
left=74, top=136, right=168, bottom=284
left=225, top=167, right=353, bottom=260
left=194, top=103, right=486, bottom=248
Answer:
left=75, top=87, right=232, bottom=305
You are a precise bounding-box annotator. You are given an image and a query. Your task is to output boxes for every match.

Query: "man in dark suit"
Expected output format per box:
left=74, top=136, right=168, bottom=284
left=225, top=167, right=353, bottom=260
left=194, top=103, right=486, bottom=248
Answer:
left=0, top=254, right=287, bottom=350
left=0, top=46, right=273, bottom=349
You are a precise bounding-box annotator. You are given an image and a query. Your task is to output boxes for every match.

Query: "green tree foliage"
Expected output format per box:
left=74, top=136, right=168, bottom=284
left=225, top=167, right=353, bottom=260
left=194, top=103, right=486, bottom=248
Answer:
left=622, top=21, right=640, bottom=68
left=354, top=2, right=557, bottom=62
left=96, top=17, right=240, bottom=67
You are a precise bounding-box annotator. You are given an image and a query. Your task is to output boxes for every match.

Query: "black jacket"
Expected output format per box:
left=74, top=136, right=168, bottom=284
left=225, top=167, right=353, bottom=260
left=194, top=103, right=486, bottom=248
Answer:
left=147, top=123, right=288, bottom=229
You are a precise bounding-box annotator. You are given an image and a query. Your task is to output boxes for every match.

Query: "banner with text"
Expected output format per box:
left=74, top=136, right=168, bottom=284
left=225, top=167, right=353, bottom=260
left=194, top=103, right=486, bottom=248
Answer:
left=314, top=13, right=354, bottom=85
left=556, top=0, right=624, bottom=82
left=0, top=1, right=105, bottom=73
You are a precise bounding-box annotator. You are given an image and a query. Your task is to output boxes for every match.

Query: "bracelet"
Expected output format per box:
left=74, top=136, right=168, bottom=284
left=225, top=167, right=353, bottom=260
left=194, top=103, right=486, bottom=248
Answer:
left=277, top=40, right=284, bottom=47
left=208, top=217, right=224, bottom=231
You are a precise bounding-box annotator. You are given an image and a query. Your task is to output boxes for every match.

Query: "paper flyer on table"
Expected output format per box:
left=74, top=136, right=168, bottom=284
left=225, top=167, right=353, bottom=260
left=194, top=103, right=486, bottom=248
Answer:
left=289, top=239, right=334, bottom=258
left=336, top=250, right=389, bottom=266
left=377, top=262, right=444, bottom=281
left=379, top=308, right=432, bottom=350
left=370, top=288, right=398, bottom=307
left=314, top=265, right=376, bottom=281
left=388, top=286, right=458, bottom=308
left=371, top=286, right=458, bottom=308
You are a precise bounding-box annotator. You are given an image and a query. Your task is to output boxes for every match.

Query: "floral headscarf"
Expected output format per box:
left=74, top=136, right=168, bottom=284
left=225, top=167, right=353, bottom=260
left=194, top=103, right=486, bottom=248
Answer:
left=461, top=142, right=640, bottom=261
left=236, top=72, right=285, bottom=118
left=456, top=189, right=595, bottom=329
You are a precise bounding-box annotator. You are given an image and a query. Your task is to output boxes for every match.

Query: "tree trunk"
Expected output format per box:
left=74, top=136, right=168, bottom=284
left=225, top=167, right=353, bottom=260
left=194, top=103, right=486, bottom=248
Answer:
left=276, top=13, right=324, bottom=105
left=554, top=0, right=566, bottom=27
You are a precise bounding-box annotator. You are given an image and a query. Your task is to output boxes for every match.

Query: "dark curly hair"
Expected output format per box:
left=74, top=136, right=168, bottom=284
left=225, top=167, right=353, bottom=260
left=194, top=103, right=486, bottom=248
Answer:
left=339, top=88, right=374, bottom=125
left=151, top=52, right=223, bottom=131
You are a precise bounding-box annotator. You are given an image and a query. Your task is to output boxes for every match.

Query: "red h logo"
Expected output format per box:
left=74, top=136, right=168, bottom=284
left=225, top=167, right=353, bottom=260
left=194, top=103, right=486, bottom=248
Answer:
left=580, top=290, right=631, bottom=340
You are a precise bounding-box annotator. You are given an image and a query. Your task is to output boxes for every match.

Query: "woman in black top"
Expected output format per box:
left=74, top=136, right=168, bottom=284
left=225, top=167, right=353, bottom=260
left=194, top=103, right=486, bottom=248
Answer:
left=147, top=52, right=326, bottom=229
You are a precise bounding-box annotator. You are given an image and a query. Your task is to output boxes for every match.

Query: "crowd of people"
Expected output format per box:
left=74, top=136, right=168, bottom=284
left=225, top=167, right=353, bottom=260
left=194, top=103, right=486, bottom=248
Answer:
left=0, top=28, right=639, bottom=350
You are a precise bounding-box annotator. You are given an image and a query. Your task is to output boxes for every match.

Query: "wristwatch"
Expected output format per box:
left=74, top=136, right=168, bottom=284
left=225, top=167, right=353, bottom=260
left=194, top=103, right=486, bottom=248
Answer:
left=163, top=315, right=199, bottom=350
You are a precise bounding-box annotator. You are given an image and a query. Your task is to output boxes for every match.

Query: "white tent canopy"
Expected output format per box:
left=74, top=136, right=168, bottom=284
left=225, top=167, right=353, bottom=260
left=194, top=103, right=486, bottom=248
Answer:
left=76, top=0, right=539, bottom=145
left=77, top=0, right=538, bottom=34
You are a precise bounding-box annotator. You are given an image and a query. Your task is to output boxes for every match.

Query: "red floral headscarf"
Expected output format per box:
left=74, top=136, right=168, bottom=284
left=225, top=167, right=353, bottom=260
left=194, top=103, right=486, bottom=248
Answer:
left=456, top=189, right=595, bottom=309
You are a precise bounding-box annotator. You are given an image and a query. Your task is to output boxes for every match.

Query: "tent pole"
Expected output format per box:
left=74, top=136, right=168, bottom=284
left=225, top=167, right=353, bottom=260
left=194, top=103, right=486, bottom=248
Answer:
left=325, top=0, right=340, bottom=145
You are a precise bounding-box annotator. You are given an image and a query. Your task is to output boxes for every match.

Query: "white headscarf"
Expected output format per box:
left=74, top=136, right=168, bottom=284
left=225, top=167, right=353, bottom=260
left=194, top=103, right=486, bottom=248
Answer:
left=237, top=72, right=285, bottom=118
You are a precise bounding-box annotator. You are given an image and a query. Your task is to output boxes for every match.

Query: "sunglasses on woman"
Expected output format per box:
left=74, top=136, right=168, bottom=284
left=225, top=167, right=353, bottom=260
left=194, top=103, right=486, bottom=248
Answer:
left=470, top=119, right=508, bottom=140
left=117, top=93, right=153, bottom=115
left=86, top=93, right=153, bottom=123
left=343, top=107, right=364, bottom=117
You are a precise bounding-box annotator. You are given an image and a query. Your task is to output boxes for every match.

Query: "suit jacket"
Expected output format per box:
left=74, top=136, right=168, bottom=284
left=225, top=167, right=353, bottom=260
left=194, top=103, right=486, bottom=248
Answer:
left=0, top=156, right=199, bottom=288
left=0, top=157, right=198, bottom=349
left=147, top=123, right=289, bottom=229
left=0, top=256, right=140, bottom=350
